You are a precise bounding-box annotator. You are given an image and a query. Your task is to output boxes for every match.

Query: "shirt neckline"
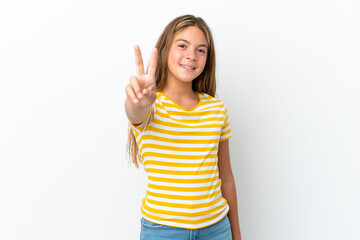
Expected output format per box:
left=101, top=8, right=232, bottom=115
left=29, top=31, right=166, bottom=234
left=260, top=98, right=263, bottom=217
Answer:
left=158, top=91, right=202, bottom=111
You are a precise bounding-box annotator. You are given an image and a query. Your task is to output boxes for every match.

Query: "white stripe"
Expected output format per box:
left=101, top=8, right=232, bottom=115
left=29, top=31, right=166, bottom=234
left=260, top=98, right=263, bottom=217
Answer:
left=146, top=172, right=219, bottom=179
left=157, top=110, right=225, bottom=119
left=201, top=99, right=218, bottom=103
left=155, top=115, right=223, bottom=126
left=159, top=99, right=175, bottom=105
left=146, top=185, right=221, bottom=196
left=220, top=133, right=232, bottom=140
left=139, top=139, right=219, bottom=151
left=148, top=179, right=219, bottom=188
left=196, top=102, right=224, bottom=111
left=163, top=104, right=223, bottom=113
left=144, top=198, right=225, bottom=213
left=145, top=165, right=218, bottom=171
left=141, top=148, right=218, bottom=155
left=138, top=141, right=219, bottom=151
left=146, top=191, right=223, bottom=205
left=140, top=139, right=217, bottom=148
left=142, top=131, right=220, bottom=140
left=143, top=157, right=218, bottom=164
left=156, top=108, right=225, bottom=119
left=150, top=122, right=221, bottom=132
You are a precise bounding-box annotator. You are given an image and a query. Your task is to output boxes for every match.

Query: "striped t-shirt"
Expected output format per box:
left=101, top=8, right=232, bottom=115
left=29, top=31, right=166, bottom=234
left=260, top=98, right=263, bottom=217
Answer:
left=129, top=91, right=232, bottom=229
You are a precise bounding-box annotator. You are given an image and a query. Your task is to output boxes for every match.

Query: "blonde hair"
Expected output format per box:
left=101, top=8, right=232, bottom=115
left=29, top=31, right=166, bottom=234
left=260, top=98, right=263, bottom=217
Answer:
left=126, top=14, right=217, bottom=168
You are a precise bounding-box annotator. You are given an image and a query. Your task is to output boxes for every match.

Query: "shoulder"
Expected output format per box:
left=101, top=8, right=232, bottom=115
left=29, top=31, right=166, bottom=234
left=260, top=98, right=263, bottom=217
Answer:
left=153, top=91, right=165, bottom=106
left=198, top=92, right=228, bottom=110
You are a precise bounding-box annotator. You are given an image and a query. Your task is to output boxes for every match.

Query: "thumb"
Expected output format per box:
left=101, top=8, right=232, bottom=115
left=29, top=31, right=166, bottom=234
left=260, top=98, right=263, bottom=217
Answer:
left=147, top=82, right=156, bottom=92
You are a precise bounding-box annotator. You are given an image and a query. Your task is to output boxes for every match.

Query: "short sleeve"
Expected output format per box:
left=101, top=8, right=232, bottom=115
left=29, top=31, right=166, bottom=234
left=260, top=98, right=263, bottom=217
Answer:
left=129, top=104, right=154, bottom=136
left=220, top=105, right=232, bottom=141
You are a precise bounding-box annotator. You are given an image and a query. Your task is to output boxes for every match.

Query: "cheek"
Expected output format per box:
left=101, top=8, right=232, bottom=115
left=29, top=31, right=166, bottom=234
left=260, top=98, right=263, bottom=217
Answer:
left=171, top=51, right=182, bottom=64
left=199, top=57, right=207, bottom=71
left=168, top=51, right=178, bottom=67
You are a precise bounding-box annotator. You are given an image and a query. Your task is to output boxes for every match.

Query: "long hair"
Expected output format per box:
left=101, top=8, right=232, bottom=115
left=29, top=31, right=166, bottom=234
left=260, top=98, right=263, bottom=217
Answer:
left=126, top=14, right=217, bottom=168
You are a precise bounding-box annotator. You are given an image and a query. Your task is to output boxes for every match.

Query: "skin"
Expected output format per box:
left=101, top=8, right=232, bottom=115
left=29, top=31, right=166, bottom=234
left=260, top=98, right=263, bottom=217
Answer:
left=125, top=26, right=241, bottom=239
left=124, top=45, right=157, bottom=125
left=218, top=139, right=242, bottom=240
left=161, top=26, right=208, bottom=108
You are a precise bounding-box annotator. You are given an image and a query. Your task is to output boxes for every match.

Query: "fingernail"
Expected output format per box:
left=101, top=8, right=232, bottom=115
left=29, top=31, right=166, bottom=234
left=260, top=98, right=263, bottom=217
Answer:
left=137, top=93, right=143, bottom=98
left=133, top=99, right=138, bottom=103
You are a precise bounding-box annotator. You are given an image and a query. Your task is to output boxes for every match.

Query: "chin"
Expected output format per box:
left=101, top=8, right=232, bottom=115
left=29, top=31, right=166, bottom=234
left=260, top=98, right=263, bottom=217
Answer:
left=180, top=76, right=198, bottom=83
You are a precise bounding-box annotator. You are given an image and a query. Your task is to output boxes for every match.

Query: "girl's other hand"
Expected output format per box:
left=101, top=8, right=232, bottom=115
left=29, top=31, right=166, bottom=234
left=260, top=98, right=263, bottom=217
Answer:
left=125, top=45, right=158, bottom=108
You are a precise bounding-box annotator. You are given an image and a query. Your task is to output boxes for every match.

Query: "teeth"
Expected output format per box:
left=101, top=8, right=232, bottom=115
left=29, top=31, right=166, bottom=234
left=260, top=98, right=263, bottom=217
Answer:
left=181, top=64, right=195, bottom=70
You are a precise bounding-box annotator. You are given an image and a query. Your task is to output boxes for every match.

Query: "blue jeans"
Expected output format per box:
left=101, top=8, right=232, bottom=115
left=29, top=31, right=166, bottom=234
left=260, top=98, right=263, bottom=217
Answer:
left=140, top=215, right=232, bottom=240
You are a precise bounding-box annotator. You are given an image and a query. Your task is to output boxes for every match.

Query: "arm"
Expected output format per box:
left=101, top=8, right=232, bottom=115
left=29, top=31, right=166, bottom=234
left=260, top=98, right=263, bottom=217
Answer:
left=125, top=96, right=150, bottom=125
left=218, top=139, right=242, bottom=240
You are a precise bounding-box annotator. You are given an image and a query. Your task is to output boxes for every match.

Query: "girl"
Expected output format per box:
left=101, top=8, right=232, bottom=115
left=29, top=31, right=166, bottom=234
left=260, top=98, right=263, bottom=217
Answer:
left=125, top=15, right=241, bottom=240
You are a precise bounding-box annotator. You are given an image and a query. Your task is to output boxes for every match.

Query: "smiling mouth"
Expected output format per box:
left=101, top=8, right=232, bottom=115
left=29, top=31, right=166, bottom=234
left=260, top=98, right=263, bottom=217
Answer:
left=180, top=64, right=196, bottom=70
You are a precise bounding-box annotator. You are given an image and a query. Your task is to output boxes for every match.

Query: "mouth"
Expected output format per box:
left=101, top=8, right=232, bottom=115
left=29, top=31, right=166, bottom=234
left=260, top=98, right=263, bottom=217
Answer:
left=180, top=64, right=196, bottom=70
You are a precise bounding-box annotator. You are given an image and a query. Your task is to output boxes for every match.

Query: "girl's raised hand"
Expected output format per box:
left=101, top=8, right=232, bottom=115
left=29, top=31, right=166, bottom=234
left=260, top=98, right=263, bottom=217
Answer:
left=125, top=45, right=158, bottom=108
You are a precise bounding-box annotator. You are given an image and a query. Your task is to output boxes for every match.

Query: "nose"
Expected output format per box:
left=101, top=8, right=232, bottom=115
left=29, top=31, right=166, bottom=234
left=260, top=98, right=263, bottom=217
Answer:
left=185, top=48, right=197, bottom=61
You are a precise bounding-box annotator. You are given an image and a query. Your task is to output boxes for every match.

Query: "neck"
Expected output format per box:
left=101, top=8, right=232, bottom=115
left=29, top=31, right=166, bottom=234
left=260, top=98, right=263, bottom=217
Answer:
left=161, top=80, right=196, bottom=100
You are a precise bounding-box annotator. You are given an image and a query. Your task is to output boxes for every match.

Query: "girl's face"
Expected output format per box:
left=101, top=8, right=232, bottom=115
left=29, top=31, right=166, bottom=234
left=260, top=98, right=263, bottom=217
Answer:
left=166, top=26, right=208, bottom=86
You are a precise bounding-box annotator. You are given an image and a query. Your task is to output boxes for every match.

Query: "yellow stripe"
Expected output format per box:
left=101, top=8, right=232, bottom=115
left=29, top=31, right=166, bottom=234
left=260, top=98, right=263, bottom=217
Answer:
left=152, top=118, right=222, bottom=129
left=164, top=110, right=225, bottom=117
left=148, top=181, right=221, bottom=192
left=146, top=189, right=221, bottom=200
left=220, top=135, right=231, bottom=142
left=148, top=176, right=218, bottom=184
left=146, top=168, right=218, bottom=175
left=144, top=160, right=217, bottom=168
left=156, top=111, right=225, bottom=123
left=146, top=195, right=223, bottom=209
left=147, top=126, right=220, bottom=136
left=140, top=143, right=217, bottom=152
left=199, top=104, right=224, bottom=111
left=140, top=135, right=219, bottom=144
left=201, top=95, right=220, bottom=101
left=143, top=152, right=218, bottom=159
left=221, top=129, right=231, bottom=136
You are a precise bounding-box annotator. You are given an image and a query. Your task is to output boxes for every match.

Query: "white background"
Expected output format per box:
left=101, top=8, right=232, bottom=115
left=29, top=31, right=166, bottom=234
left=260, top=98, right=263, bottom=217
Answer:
left=1, top=0, right=359, bottom=239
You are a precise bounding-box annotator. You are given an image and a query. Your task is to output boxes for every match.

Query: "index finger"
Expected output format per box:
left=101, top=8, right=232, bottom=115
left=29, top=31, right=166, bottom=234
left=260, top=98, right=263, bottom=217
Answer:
left=134, top=45, right=145, bottom=76
left=146, top=48, right=158, bottom=77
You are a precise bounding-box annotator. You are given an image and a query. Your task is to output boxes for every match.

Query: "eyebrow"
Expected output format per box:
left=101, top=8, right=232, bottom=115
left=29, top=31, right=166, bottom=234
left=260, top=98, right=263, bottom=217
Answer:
left=175, top=39, right=208, bottom=48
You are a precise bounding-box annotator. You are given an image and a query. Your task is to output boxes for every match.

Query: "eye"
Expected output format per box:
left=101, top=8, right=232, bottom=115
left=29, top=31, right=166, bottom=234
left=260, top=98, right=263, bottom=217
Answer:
left=197, top=49, right=206, bottom=54
left=178, top=44, right=186, bottom=48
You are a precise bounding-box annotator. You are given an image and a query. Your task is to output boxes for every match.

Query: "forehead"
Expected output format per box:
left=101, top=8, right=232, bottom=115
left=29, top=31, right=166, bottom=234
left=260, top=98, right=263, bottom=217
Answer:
left=173, top=26, right=208, bottom=46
